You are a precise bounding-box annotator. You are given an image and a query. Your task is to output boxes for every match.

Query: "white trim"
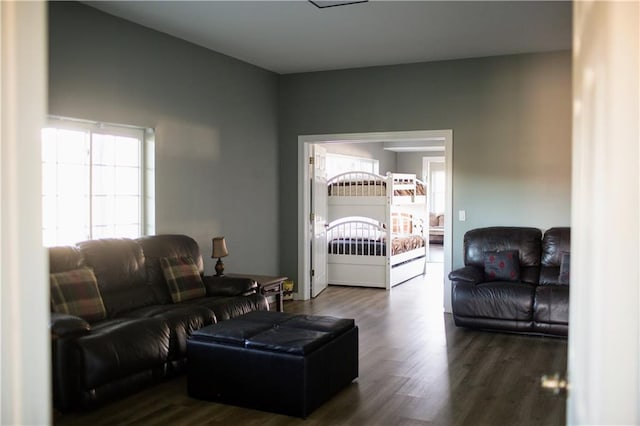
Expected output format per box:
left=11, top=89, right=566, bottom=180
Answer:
left=1, top=1, right=50, bottom=424
left=298, top=129, right=453, bottom=312
left=568, top=1, right=639, bottom=424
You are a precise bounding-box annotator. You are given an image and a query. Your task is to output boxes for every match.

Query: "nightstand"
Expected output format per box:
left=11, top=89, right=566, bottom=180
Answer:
left=225, top=273, right=288, bottom=312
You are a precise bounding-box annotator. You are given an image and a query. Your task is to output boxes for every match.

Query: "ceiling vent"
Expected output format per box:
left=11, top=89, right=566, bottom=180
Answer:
left=309, top=0, right=368, bottom=9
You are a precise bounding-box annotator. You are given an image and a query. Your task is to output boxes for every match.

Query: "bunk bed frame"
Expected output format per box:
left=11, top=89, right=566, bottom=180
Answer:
left=326, top=172, right=427, bottom=289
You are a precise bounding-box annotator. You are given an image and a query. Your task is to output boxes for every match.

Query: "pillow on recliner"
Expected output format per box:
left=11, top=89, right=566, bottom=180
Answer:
left=160, top=256, right=206, bottom=303
left=558, top=251, right=570, bottom=285
left=483, top=250, right=520, bottom=282
left=50, top=267, right=107, bottom=322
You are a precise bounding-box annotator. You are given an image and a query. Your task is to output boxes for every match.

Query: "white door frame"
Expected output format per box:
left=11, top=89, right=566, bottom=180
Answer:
left=297, top=130, right=454, bottom=312
left=568, top=1, right=639, bottom=423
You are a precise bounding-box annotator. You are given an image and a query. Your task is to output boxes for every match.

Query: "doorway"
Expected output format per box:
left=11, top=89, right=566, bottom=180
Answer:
left=297, top=130, right=454, bottom=312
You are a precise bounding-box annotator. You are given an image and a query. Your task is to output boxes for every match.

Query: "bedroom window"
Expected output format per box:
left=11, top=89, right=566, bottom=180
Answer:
left=325, top=153, right=379, bottom=178
left=430, top=167, right=445, bottom=214
left=41, top=117, right=155, bottom=247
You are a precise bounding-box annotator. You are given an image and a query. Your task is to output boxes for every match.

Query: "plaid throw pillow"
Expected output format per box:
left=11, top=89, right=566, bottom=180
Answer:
left=483, top=250, right=520, bottom=282
left=50, top=267, right=107, bottom=322
left=160, top=256, right=206, bottom=303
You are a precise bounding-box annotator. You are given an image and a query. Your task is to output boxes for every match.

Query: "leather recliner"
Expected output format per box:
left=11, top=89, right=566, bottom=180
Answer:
left=449, top=227, right=570, bottom=337
left=49, top=234, right=269, bottom=411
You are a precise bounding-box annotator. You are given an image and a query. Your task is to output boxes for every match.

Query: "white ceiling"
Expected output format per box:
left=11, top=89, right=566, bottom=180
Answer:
left=85, top=0, right=572, bottom=75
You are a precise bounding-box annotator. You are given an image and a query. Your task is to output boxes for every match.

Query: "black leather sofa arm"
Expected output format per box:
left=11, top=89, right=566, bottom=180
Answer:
left=50, top=312, right=91, bottom=338
left=448, top=266, right=484, bottom=284
left=203, top=276, right=258, bottom=297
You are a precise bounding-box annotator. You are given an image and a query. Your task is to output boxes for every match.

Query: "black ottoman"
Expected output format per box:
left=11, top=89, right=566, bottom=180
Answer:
left=187, top=311, right=359, bottom=418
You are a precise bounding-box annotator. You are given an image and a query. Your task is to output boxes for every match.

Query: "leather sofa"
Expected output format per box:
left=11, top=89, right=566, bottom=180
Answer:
left=49, top=234, right=269, bottom=411
left=449, top=227, right=570, bottom=337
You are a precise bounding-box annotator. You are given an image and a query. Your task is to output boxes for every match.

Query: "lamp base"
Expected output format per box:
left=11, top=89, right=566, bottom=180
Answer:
left=215, top=258, right=225, bottom=277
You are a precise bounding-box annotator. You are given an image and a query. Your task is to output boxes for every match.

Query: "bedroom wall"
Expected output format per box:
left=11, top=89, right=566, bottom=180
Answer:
left=396, top=152, right=444, bottom=178
left=278, top=51, right=572, bottom=284
left=48, top=2, right=280, bottom=275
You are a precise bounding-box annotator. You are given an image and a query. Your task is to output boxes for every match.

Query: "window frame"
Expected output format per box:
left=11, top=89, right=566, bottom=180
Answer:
left=41, top=116, right=155, bottom=247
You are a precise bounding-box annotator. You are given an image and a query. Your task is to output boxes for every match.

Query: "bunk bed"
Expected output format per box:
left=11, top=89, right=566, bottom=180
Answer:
left=326, top=172, right=427, bottom=289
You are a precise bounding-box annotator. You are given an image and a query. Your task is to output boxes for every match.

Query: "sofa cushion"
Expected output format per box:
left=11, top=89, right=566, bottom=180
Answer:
left=483, top=250, right=520, bottom=282
left=187, top=293, right=269, bottom=321
left=452, top=281, right=535, bottom=321
left=558, top=252, right=571, bottom=285
left=534, top=285, right=570, bottom=325
left=50, top=267, right=107, bottom=322
left=76, top=318, right=170, bottom=389
left=160, top=256, right=206, bottom=303
left=123, top=304, right=216, bottom=359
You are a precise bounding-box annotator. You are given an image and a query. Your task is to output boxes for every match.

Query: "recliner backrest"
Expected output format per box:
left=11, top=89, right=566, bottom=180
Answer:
left=539, top=227, right=571, bottom=285
left=136, top=234, right=204, bottom=305
left=49, top=245, right=85, bottom=273
left=77, top=238, right=155, bottom=317
left=464, top=226, right=542, bottom=284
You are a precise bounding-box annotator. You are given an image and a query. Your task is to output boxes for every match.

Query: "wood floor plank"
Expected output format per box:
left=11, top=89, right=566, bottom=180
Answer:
left=55, top=263, right=567, bottom=426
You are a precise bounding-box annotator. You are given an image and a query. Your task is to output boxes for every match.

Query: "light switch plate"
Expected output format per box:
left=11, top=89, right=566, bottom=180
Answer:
left=459, top=210, right=466, bottom=221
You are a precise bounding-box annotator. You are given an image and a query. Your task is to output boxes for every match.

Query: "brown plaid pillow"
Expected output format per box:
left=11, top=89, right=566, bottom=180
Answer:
left=50, top=267, right=107, bottom=322
left=160, top=256, right=206, bottom=303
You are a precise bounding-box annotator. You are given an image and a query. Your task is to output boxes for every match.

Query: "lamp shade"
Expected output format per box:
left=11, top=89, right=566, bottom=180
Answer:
left=211, top=237, right=229, bottom=258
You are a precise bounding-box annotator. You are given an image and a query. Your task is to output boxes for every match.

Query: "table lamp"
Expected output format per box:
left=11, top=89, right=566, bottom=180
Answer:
left=211, top=236, right=229, bottom=276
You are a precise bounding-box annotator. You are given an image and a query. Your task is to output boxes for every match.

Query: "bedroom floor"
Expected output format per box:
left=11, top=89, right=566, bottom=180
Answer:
left=428, top=243, right=444, bottom=263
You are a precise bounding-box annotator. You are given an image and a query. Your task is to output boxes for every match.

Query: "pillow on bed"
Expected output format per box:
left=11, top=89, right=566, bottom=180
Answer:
left=160, top=256, right=206, bottom=303
left=483, top=250, right=520, bottom=282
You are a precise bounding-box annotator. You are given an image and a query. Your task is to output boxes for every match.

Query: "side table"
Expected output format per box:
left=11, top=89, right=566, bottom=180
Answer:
left=225, top=274, right=288, bottom=312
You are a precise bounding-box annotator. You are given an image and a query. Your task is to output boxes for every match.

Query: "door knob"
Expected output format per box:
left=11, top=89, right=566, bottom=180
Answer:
left=540, top=373, right=569, bottom=395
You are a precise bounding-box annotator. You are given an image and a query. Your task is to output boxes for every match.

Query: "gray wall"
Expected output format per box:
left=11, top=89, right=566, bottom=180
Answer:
left=48, top=2, right=280, bottom=275
left=279, top=51, right=572, bottom=280
left=396, top=152, right=444, bottom=178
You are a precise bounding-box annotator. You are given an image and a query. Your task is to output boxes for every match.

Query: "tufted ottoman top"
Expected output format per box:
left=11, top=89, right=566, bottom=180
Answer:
left=190, top=311, right=355, bottom=356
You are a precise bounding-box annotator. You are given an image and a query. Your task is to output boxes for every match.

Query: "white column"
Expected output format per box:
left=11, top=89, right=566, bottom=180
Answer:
left=569, top=1, right=639, bottom=424
left=1, top=1, right=50, bottom=424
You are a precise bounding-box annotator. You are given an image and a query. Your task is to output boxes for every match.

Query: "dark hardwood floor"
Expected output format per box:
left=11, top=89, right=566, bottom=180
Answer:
left=55, top=262, right=567, bottom=426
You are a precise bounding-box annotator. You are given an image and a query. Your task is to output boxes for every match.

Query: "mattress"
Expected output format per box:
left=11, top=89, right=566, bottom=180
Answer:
left=328, top=234, right=425, bottom=256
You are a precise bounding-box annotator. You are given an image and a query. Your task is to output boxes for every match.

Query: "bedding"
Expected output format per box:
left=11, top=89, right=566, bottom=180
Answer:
left=327, top=172, right=427, bottom=197
left=328, top=234, right=425, bottom=256
left=328, top=178, right=425, bottom=197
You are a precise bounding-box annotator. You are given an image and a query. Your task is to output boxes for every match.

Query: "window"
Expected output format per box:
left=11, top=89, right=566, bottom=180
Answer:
left=325, top=152, right=379, bottom=178
left=41, top=118, right=154, bottom=247
left=430, top=165, right=445, bottom=214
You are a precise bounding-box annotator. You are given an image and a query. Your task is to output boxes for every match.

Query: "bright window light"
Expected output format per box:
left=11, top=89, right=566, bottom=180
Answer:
left=41, top=118, right=154, bottom=247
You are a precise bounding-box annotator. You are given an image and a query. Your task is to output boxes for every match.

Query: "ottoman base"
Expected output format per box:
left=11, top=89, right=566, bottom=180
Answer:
left=187, top=312, right=359, bottom=418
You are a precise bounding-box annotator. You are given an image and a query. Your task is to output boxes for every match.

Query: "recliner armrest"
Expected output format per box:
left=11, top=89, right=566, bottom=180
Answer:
left=50, top=312, right=91, bottom=338
left=203, top=276, right=258, bottom=297
left=448, top=265, right=484, bottom=284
